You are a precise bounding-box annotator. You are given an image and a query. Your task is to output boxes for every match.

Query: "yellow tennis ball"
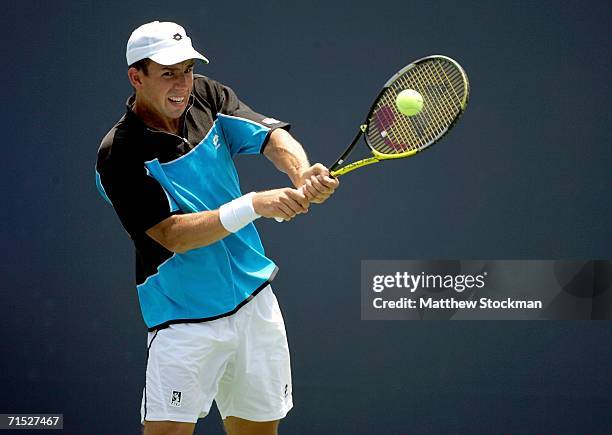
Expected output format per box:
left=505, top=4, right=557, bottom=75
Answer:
left=395, top=89, right=423, bottom=116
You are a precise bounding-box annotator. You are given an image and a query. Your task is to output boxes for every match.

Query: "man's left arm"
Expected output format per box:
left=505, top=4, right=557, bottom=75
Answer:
left=263, top=128, right=339, bottom=204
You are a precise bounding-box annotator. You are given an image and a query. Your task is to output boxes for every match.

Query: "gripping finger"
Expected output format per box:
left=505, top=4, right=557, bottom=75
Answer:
left=302, top=180, right=320, bottom=201
left=286, top=190, right=309, bottom=210
left=319, top=175, right=339, bottom=189
left=277, top=202, right=296, bottom=220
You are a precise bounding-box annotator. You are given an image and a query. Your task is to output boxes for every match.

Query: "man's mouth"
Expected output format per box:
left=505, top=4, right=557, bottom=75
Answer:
left=168, top=96, right=185, bottom=104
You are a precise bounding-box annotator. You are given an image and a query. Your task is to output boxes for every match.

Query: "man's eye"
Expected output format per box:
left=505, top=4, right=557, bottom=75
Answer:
left=185, top=66, right=193, bottom=73
left=163, top=72, right=173, bottom=77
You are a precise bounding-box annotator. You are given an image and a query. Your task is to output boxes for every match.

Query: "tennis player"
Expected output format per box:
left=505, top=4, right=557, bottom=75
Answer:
left=95, top=21, right=338, bottom=435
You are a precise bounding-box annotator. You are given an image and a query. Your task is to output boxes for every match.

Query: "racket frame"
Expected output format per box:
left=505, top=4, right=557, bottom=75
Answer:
left=329, top=55, right=469, bottom=177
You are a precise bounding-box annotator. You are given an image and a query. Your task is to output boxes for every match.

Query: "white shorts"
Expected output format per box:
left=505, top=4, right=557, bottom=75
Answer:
left=140, top=285, right=293, bottom=423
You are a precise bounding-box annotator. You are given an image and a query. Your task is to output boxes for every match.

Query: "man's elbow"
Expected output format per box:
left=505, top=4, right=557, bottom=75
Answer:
left=166, top=240, right=190, bottom=254
left=146, top=216, right=189, bottom=254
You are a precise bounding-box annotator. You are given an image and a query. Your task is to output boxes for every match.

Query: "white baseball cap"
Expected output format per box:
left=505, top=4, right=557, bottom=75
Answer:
left=126, top=21, right=209, bottom=66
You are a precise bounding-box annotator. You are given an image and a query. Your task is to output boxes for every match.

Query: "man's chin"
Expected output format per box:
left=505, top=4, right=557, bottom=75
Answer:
left=164, top=107, right=186, bottom=119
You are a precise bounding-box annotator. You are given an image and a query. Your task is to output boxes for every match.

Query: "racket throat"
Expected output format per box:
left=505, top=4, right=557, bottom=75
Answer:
left=330, top=156, right=379, bottom=177
left=330, top=124, right=368, bottom=173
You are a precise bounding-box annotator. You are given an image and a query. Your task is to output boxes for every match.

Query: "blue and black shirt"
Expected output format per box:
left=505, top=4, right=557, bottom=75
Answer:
left=96, top=74, right=289, bottom=331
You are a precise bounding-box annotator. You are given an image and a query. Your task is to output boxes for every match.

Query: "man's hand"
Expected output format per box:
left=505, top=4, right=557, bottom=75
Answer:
left=261, top=129, right=339, bottom=206
left=298, top=163, right=340, bottom=204
left=253, top=188, right=310, bottom=221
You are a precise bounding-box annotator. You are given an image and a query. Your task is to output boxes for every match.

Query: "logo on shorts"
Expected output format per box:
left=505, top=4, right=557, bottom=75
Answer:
left=284, top=384, right=289, bottom=398
left=171, top=391, right=182, bottom=407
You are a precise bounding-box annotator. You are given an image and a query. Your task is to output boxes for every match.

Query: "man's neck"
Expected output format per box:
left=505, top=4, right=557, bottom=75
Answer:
left=132, top=98, right=181, bottom=135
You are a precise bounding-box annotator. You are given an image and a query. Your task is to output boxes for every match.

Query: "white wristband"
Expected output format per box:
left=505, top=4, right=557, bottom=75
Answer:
left=219, top=192, right=260, bottom=233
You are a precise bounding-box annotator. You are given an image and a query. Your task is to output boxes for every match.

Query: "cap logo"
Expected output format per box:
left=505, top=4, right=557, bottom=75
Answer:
left=172, top=33, right=183, bottom=41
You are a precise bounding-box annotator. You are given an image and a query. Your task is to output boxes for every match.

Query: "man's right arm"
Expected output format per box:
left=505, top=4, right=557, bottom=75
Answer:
left=146, top=210, right=228, bottom=254
left=146, top=187, right=309, bottom=253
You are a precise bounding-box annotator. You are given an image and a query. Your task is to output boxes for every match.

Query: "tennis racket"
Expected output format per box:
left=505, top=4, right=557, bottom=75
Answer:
left=276, top=55, right=469, bottom=221
left=329, top=54, right=469, bottom=177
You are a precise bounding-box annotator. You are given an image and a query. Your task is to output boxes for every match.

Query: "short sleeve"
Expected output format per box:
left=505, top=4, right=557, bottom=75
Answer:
left=96, top=140, right=179, bottom=238
left=194, top=76, right=290, bottom=155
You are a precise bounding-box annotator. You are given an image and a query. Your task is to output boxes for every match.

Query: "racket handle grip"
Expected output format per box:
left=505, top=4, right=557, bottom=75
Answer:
left=274, top=185, right=307, bottom=222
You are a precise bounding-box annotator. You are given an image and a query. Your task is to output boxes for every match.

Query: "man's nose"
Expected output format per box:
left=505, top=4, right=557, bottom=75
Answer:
left=174, top=73, right=189, bottom=88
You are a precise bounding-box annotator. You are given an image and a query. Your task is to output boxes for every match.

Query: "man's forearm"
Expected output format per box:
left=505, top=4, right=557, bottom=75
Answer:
left=146, top=211, right=230, bottom=253
left=146, top=187, right=310, bottom=253
left=263, top=128, right=310, bottom=187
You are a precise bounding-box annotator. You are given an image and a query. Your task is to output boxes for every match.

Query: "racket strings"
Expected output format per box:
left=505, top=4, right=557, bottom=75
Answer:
left=432, top=61, right=464, bottom=108
left=423, top=61, right=464, bottom=126
left=401, top=71, right=446, bottom=144
left=380, top=61, right=459, bottom=152
left=366, top=58, right=467, bottom=156
left=410, top=62, right=458, bottom=139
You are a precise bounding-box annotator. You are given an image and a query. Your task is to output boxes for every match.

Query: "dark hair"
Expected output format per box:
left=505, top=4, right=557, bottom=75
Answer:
left=128, top=58, right=152, bottom=75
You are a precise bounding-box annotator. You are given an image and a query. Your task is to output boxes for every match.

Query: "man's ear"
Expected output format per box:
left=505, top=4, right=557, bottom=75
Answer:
left=127, top=67, right=143, bottom=88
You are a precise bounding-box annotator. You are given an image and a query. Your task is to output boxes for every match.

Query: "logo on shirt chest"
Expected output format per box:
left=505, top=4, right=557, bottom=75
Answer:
left=212, top=134, right=220, bottom=149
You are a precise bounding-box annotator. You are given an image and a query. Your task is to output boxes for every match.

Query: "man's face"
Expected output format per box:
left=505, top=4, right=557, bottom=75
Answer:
left=132, top=59, right=195, bottom=121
